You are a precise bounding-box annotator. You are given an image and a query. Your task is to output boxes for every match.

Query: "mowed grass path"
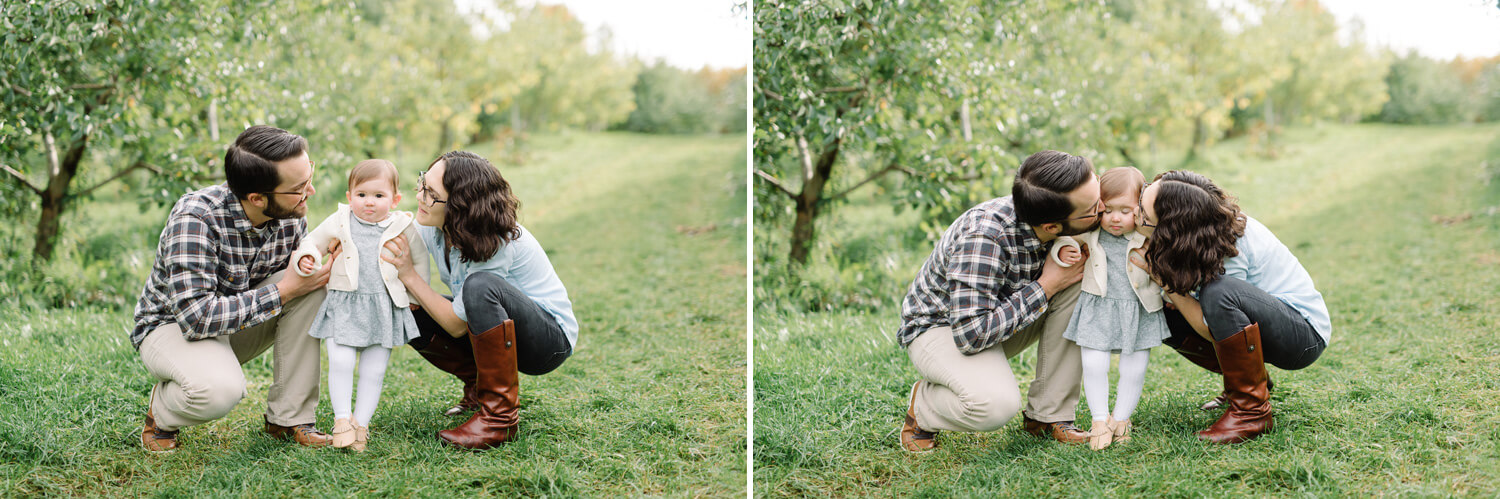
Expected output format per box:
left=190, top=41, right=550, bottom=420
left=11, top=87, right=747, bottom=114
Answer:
left=0, top=132, right=747, bottom=496
left=754, top=123, right=1500, bottom=496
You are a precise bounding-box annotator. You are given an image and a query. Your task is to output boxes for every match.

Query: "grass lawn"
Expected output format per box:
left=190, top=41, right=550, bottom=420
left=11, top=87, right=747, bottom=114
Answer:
left=0, top=132, right=748, bottom=496
left=753, top=123, right=1500, bottom=496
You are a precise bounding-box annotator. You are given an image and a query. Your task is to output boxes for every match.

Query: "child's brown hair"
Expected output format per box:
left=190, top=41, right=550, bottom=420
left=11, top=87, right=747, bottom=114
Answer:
left=1099, top=166, right=1146, bottom=202
left=348, top=159, right=400, bottom=192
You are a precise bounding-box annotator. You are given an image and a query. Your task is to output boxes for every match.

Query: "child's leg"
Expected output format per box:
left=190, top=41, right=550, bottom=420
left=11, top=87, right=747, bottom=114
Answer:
left=1079, top=347, right=1112, bottom=421
left=326, top=339, right=358, bottom=419
left=352, top=346, right=393, bottom=427
left=1112, top=349, right=1151, bottom=421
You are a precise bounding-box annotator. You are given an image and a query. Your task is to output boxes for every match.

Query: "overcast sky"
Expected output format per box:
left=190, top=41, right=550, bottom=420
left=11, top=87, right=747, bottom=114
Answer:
left=1283, top=0, right=1499, bottom=59
left=455, top=0, right=748, bottom=69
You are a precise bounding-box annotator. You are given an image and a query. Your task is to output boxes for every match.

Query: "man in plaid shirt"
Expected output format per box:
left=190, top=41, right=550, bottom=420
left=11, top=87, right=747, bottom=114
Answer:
left=899, top=150, right=1101, bottom=452
left=133, top=125, right=342, bottom=452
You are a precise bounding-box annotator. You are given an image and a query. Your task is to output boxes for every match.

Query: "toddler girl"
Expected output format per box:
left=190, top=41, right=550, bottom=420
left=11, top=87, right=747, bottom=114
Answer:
left=1056, top=166, right=1169, bottom=450
left=292, top=159, right=430, bottom=451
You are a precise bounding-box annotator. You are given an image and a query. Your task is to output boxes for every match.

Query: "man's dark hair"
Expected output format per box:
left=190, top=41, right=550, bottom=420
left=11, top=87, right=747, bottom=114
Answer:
left=1012, top=150, right=1093, bottom=226
left=224, top=125, right=308, bottom=200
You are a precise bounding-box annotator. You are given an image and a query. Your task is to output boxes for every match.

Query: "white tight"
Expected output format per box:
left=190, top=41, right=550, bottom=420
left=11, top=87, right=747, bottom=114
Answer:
left=326, top=339, right=393, bottom=427
left=1080, top=347, right=1151, bottom=422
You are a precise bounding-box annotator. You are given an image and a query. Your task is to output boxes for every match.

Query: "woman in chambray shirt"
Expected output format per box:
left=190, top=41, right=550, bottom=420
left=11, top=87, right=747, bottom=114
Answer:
left=383, top=151, right=577, bottom=451
left=1136, top=170, right=1330, bottom=445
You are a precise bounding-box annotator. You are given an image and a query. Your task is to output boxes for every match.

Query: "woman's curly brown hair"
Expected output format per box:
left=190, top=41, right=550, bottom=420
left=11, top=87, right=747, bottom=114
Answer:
left=1144, top=170, right=1246, bottom=294
left=432, top=151, right=521, bottom=263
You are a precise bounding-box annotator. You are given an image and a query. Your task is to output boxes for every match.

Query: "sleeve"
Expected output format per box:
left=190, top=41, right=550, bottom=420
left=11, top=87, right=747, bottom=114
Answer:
left=403, top=219, right=431, bottom=283
left=945, top=233, right=1049, bottom=354
left=162, top=212, right=283, bottom=341
left=289, top=212, right=339, bottom=276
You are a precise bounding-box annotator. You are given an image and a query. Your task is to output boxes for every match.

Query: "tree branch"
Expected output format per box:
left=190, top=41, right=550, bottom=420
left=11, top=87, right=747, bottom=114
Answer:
left=754, top=169, right=796, bottom=198
left=1, top=164, right=43, bottom=194
left=796, top=134, right=814, bottom=183
left=73, top=160, right=164, bottom=198
left=829, top=162, right=916, bottom=201
left=817, top=85, right=864, bottom=95
left=756, top=84, right=784, bottom=101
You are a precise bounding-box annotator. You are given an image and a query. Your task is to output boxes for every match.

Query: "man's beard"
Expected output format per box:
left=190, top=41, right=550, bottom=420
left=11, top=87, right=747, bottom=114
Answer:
left=263, top=195, right=306, bottom=220
left=1058, top=217, right=1100, bottom=237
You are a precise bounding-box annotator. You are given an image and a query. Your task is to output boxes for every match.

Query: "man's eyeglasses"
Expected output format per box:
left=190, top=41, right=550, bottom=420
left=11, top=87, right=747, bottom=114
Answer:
left=1065, top=198, right=1103, bottom=221
left=417, top=171, right=447, bottom=206
left=260, top=160, right=315, bottom=201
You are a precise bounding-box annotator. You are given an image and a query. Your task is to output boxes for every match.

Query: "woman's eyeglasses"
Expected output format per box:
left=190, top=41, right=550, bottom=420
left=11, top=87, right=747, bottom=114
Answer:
left=417, top=171, right=447, bottom=206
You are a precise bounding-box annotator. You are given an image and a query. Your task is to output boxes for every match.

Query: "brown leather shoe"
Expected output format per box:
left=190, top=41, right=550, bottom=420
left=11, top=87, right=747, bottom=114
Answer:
left=141, top=388, right=179, bottom=453
left=1022, top=414, right=1089, bottom=444
left=900, top=381, right=938, bottom=453
left=264, top=416, right=333, bottom=447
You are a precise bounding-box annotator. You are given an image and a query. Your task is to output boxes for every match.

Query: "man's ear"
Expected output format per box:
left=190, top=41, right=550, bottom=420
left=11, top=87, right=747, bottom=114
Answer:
left=246, top=193, right=268, bottom=209
left=1037, top=222, right=1063, bottom=236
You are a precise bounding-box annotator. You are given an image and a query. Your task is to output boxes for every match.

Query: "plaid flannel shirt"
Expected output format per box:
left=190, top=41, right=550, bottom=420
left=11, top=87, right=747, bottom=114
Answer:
left=130, top=184, right=305, bottom=350
left=898, top=196, right=1051, bottom=354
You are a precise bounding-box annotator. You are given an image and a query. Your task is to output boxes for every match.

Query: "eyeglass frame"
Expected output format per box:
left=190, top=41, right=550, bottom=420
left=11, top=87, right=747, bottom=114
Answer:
left=416, top=170, right=447, bottom=206
left=1062, top=197, right=1104, bottom=222
left=1136, top=183, right=1157, bottom=228
left=258, top=159, right=316, bottom=202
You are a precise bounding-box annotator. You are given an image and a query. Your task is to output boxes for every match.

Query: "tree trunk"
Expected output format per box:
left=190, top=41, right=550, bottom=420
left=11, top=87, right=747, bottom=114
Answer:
left=788, top=196, right=820, bottom=266
left=208, top=98, right=220, bottom=142
left=787, top=137, right=841, bottom=266
left=1184, top=112, right=1207, bottom=166
left=33, top=133, right=89, bottom=263
left=437, top=117, right=454, bottom=155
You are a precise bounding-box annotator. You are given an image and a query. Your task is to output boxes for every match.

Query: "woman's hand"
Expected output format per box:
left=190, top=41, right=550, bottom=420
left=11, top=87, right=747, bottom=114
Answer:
left=381, top=234, right=417, bottom=281
left=1129, top=247, right=1167, bottom=288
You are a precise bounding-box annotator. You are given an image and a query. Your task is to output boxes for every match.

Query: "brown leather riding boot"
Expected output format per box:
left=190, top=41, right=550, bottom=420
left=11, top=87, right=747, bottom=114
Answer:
left=1173, top=332, right=1222, bottom=374
left=414, top=331, right=480, bottom=415
left=1196, top=324, right=1273, bottom=444
left=437, top=320, right=520, bottom=450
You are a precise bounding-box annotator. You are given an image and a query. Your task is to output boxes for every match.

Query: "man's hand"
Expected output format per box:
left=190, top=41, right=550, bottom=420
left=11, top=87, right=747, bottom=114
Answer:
left=277, top=244, right=341, bottom=300
left=1038, top=241, right=1088, bottom=298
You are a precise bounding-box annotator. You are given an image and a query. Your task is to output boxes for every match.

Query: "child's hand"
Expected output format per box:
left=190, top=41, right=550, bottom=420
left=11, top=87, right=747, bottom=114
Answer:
left=1056, top=245, right=1083, bottom=266
left=297, top=255, right=318, bottom=275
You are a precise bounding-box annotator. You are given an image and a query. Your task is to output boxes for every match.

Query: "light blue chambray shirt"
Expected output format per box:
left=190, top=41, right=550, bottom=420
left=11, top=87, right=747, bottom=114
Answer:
left=1222, top=215, right=1333, bottom=346
left=417, top=223, right=578, bottom=348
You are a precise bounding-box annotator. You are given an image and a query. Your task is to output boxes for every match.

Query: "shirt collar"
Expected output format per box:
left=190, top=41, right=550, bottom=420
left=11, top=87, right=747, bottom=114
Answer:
left=1015, top=220, right=1045, bottom=253
left=222, top=185, right=258, bottom=234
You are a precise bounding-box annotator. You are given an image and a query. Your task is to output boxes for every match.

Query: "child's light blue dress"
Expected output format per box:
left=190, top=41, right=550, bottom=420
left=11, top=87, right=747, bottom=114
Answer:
left=1062, top=230, right=1170, bottom=352
left=307, top=213, right=420, bottom=348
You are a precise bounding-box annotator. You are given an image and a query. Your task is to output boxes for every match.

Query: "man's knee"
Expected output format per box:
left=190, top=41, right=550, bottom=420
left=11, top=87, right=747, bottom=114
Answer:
left=962, top=387, right=1023, bottom=432
left=178, top=373, right=247, bottom=421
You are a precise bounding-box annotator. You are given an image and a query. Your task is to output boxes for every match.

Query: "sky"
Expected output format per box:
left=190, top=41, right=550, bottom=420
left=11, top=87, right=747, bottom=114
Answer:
left=456, top=0, right=749, bottom=70
left=1290, top=0, right=1500, bottom=60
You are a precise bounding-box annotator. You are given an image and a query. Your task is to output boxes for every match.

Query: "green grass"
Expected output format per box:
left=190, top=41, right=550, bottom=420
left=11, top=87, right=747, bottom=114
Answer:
left=753, top=123, right=1500, bottom=496
left=0, top=132, right=748, bottom=496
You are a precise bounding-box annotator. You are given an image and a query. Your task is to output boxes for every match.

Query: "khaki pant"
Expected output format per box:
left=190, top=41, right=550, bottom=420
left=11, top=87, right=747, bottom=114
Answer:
left=138, top=271, right=326, bottom=431
left=907, top=283, right=1081, bottom=432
